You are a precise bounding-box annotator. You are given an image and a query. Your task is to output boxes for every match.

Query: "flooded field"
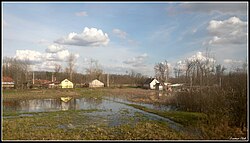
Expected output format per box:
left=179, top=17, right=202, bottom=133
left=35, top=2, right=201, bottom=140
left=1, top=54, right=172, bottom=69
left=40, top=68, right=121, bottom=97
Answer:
left=2, top=90, right=205, bottom=140
left=3, top=96, right=181, bottom=128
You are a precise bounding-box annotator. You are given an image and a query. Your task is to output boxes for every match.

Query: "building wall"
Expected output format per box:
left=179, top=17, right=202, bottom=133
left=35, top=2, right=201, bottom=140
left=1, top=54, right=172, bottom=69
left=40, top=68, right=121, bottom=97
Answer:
left=2, top=82, right=15, bottom=89
left=149, top=79, right=159, bottom=89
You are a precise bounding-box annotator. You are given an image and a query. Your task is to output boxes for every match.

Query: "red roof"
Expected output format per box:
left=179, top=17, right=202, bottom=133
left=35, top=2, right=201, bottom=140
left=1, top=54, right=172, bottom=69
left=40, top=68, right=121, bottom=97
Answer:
left=2, top=76, right=14, bottom=82
left=35, top=79, right=51, bottom=84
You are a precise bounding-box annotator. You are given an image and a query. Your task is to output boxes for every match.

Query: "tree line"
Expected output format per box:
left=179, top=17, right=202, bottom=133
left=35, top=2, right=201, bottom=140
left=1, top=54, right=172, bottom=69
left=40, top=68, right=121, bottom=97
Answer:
left=2, top=56, right=147, bottom=89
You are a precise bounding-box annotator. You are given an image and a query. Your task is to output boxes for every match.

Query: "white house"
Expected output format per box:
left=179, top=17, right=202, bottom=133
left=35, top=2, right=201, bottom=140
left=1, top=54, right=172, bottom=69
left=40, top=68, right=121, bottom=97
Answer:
left=89, top=79, right=104, bottom=88
left=143, top=78, right=163, bottom=90
left=60, top=79, right=74, bottom=88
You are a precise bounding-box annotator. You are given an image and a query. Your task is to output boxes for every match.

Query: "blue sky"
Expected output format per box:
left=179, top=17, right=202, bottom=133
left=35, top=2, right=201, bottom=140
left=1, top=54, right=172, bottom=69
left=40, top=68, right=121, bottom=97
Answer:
left=2, top=2, right=248, bottom=76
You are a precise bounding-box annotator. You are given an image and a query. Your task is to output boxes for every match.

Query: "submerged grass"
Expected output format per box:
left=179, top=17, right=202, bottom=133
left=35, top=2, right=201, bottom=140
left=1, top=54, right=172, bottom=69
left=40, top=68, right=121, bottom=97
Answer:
left=3, top=109, right=193, bottom=140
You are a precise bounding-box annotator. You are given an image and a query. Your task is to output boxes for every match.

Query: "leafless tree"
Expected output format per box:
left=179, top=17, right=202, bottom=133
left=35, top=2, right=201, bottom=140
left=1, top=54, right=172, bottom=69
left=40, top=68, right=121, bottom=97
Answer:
left=154, top=60, right=169, bottom=84
left=2, top=57, right=30, bottom=89
left=66, top=53, right=77, bottom=81
left=85, top=59, right=103, bottom=80
left=53, top=63, right=62, bottom=81
left=54, top=63, right=62, bottom=73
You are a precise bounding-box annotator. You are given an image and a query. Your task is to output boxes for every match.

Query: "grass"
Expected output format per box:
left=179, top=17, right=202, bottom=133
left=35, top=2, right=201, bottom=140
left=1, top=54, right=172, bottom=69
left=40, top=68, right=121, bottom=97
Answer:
left=126, top=104, right=208, bottom=126
left=3, top=88, right=244, bottom=140
left=2, top=109, right=193, bottom=140
left=2, top=88, right=151, bottom=99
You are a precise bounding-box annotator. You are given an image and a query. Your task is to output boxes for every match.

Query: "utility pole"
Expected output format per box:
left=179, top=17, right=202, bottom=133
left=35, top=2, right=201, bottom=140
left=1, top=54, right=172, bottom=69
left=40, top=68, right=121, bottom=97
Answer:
left=52, top=73, right=54, bottom=82
left=107, top=73, right=109, bottom=87
left=32, top=71, right=34, bottom=85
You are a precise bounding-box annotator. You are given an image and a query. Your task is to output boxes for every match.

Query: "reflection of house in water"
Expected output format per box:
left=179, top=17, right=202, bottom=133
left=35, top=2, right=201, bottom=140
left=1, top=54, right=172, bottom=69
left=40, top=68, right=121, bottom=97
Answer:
left=60, top=97, right=75, bottom=111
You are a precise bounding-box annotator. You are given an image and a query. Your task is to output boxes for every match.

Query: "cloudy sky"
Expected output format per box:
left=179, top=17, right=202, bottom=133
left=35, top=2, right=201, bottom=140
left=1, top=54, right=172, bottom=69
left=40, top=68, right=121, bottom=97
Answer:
left=2, top=2, right=248, bottom=76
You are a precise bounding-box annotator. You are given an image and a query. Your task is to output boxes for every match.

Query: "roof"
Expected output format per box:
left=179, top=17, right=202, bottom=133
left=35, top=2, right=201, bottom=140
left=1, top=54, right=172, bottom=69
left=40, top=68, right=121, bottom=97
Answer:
left=89, top=79, right=104, bottom=84
left=35, top=79, right=51, bottom=84
left=169, top=83, right=184, bottom=87
left=2, top=76, right=14, bottom=82
left=144, top=78, right=156, bottom=84
left=61, top=79, right=73, bottom=83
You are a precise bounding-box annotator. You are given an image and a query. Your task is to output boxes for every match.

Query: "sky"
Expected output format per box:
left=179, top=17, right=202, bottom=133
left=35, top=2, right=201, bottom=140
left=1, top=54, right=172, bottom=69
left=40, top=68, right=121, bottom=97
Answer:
left=2, top=2, right=248, bottom=77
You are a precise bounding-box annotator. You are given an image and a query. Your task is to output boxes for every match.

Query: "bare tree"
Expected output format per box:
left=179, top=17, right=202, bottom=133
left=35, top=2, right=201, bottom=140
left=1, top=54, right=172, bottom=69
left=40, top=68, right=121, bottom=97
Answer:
left=154, top=60, right=169, bottom=84
left=66, top=53, right=77, bottom=81
left=53, top=63, right=62, bottom=81
left=54, top=63, right=62, bottom=73
left=2, top=57, right=30, bottom=89
left=85, top=59, right=103, bottom=80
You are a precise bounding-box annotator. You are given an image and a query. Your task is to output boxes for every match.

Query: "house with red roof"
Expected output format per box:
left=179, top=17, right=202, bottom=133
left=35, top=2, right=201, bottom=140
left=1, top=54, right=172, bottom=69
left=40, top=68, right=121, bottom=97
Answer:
left=2, top=76, right=15, bottom=89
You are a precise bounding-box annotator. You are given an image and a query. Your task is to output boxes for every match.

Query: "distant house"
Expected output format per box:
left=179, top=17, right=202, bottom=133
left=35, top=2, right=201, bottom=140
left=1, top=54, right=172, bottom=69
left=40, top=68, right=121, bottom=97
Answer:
left=48, top=81, right=61, bottom=88
left=2, top=76, right=15, bottom=89
left=143, top=78, right=163, bottom=90
left=89, top=79, right=104, bottom=88
left=60, top=79, right=74, bottom=88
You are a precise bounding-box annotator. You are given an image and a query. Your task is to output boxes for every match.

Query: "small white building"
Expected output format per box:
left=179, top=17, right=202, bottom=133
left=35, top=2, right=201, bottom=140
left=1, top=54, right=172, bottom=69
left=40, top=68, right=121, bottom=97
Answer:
left=143, top=78, right=163, bottom=90
left=60, top=79, right=74, bottom=88
left=89, top=79, right=104, bottom=88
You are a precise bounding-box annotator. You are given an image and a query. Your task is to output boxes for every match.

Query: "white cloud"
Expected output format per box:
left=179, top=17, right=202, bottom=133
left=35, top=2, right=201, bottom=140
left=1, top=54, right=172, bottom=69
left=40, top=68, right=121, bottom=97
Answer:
left=206, top=16, right=247, bottom=45
left=45, top=50, right=70, bottom=61
left=175, top=60, right=187, bottom=71
left=14, top=49, right=79, bottom=71
left=112, top=28, right=127, bottom=39
left=187, top=52, right=216, bottom=63
left=54, top=27, right=110, bottom=47
left=123, top=53, right=148, bottom=67
left=46, top=44, right=65, bottom=53
left=14, top=50, right=44, bottom=64
left=75, top=11, right=88, bottom=16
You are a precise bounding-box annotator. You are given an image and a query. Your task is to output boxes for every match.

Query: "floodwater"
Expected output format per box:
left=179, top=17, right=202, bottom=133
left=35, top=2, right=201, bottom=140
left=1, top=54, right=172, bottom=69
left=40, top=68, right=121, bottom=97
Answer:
left=3, top=96, right=183, bottom=131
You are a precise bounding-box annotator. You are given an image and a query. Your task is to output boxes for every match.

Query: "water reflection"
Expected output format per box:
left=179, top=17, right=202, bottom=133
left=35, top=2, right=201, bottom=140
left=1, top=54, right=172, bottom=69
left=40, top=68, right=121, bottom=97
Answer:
left=3, top=96, right=183, bottom=132
left=4, top=97, right=102, bottom=113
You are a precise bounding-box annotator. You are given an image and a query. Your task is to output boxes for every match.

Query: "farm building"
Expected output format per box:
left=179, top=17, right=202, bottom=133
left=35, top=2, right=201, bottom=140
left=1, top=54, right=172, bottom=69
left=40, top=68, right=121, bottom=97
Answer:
left=60, top=79, right=74, bottom=88
left=2, top=76, right=15, bottom=89
left=143, top=78, right=163, bottom=90
left=89, top=79, right=104, bottom=88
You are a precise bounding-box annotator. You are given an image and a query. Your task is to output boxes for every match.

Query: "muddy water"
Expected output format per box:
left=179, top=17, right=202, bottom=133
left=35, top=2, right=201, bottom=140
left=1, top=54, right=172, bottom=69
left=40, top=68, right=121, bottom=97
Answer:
left=3, top=96, right=183, bottom=131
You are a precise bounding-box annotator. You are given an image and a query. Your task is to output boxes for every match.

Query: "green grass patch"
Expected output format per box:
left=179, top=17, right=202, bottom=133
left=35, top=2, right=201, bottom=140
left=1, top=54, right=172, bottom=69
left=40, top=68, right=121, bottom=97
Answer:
left=126, top=104, right=208, bottom=126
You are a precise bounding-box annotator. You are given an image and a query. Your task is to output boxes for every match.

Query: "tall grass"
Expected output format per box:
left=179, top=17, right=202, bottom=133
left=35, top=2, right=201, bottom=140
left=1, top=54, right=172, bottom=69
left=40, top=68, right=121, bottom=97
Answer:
left=171, top=72, right=247, bottom=139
